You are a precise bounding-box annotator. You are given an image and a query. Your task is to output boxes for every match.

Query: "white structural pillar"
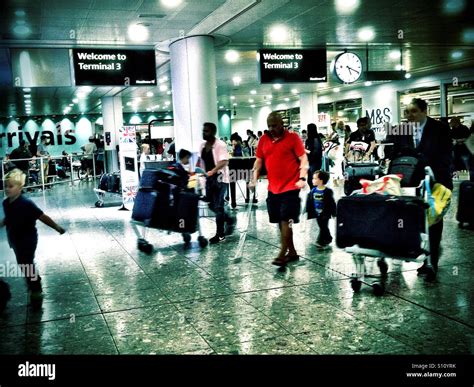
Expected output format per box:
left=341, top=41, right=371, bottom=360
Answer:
left=101, top=96, right=123, bottom=173
left=169, top=35, right=218, bottom=154
left=299, top=92, right=319, bottom=130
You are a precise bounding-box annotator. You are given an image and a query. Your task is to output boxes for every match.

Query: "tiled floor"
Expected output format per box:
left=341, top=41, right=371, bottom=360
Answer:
left=0, top=178, right=473, bottom=355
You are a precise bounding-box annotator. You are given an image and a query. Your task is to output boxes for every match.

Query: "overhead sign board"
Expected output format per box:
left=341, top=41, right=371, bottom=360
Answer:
left=259, top=49, right=327, bottom=83
left=72, top=49, right=156, bottom=86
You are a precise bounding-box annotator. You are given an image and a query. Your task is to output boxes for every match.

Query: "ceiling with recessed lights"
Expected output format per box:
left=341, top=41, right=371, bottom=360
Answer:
left=0, top=0, right=473, bottom=119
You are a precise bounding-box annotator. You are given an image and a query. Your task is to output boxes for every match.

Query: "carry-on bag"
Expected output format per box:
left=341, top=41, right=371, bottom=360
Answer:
left=336, top=194, right=426, bottom=257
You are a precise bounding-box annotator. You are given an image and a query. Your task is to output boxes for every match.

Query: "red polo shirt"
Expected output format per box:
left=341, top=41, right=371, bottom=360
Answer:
left=256, top=130, right=306, bottom=194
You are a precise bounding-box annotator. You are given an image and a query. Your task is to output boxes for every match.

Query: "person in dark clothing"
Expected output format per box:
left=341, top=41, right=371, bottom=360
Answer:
left=450, top=116, right=471, bottom=174
left=306, top=170, right=337, bottom=248
left=406, top=98, right=453, bottom=282
left=305, top=123, right=323, bottom=188
left=170, top=148, right=191, bottom=188
left=10, top=140, right=32, bottom=175
left=0, top=169, right=66, bottom=306
left=200, top=123, right=236, bottom=244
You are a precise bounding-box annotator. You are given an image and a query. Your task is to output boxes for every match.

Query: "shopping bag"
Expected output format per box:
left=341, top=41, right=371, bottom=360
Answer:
left=425, top=180, right=452, bottom=226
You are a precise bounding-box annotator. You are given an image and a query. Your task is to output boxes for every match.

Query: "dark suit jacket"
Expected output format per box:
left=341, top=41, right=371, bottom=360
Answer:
left=416, top=117, right=453, bottom=190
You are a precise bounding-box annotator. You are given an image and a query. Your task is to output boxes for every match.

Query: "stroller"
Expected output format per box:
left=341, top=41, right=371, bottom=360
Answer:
left=336, top=166, right=435, bottom=296
left=131, top=167, right=208, bottom=254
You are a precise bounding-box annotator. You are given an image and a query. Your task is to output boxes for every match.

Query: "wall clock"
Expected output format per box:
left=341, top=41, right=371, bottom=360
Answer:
left=334, top=52, right=362, bottom=83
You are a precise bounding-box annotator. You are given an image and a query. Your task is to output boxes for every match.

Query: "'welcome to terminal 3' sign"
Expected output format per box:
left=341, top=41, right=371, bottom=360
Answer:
left=72, top=49, right=156, bottom=86
left=258, top=49, right=327, bottom=83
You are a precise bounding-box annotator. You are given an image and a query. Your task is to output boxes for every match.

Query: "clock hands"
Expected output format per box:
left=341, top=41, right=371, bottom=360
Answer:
left=346, top=66, right=360, bottom=75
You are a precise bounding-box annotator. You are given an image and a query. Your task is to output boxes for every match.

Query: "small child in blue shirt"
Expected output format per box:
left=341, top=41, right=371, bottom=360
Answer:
left=0, top=169, right=66, bottom=306
left=306, top=170, right=337, bottom=248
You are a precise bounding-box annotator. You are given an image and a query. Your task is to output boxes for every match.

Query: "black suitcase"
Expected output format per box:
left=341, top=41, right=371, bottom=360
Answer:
left=457, top=181, right=474, bottom=226
left=174, top=191, right=199, bottom=233
left=0, top=280, right=11, bottom=313
left=140, top=168, right=183, bottom=189
left=336, top=194, right=426, bottom=257
left=388, top=156, right=424, bottom=187
left=344, top=162, right=380, bottom=196
left=99, top=173, right=121, bottom=193
left=132, top=188, right=159, bottom=223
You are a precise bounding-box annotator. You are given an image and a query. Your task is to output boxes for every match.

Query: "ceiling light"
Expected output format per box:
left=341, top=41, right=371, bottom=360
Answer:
left=135, top=97, right=142, bottom=102
left=159, top=76, right=168, bottom=84
left=405, top=73, right=412, bottom=79
left=389, top=50, right=401, bottom=59
left=23, top=88, right=31, bottom=92
left=73, top=98, right=79, bottom=103
left=291, top=89, right=298, bottom=94
left=273, top=84, right=282, bottom=90
left=77, top=92, right=86, bottom=98
left=358, top=27, right=375, bottom=41
left=165, top=101, right=171, bottom=105
left=24, top=94, right=31, bottom=99
left=15, top=10, right=26, bottom=17
left=395, top=64, right=404, bottom=71
left=266, top=101, right=271, bottom=105
left=451, top=50, right=463, bottom=59
left=267, top=95, right=273, bottom=99
left=225, top=50, right=240, bottom=63
left=248, top=99, right=254, bottom=103
left=233, top=103, right=237, bottom=106
left=232, top=76, right=241, bottom=86
left=13, top=25, right=31, bottom=36
left=80, top=86, right=93, bottom=93
left=364, top=81, right=372, bottom=86
left=146, top=91, right=154, bottom=97
left=160, top=0, right=183, bottom=8
left=443, top=0, right=466, bottom=14
left=250, top=90, right=257, bottom=95
left=251, top=105, right=256, bottom=108
left=335, top=0, right=360, bottom=14
left=219, top=106, right=224, bottom=109
left=146, top=108, right=151, bottom=112
left=159, top=84, right=168, bottom=92
left=269, top=25, right=289, bottom=43
left=284, top=98, right=290, bottom=102
left=167, top=90, right=172, bottom=95
left=334, top=88, right=341, bottom=93
left=128, top=24, right=149, bottom=42
left=69, top=103, right=74, bottom=107
left=463, top=28, right=474, bottom=43
left=230, top=96, right=235, bottom=100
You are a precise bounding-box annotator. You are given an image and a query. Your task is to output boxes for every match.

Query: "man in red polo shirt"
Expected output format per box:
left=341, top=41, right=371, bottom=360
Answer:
left=249, top=112, right=309, bottom=266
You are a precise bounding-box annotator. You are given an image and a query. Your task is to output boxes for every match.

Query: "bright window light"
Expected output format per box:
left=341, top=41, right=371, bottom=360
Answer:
left=160, top=0, right=183, bottom=8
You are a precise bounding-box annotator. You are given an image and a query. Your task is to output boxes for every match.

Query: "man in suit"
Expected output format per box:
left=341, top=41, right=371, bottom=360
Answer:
left=406, top=98, right=453, bottom=282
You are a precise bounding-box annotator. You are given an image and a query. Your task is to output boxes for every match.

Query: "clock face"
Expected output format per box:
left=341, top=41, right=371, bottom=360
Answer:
left=334, top=52, right=362, bottom=83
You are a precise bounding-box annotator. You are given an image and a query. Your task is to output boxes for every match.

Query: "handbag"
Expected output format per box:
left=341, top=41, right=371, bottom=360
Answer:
left=360, top=174, right=402, bottom=196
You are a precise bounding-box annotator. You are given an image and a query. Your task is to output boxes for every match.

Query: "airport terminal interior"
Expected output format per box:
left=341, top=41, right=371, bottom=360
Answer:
left=0, top=0, right=474, bottom=356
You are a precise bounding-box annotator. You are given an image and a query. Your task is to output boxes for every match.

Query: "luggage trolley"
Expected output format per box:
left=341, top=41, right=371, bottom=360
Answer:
left=338, top=167, right=435, bottom=296
left=131, top=168, right=209, bottom=254
left=94, top=172, right=122, bottom=208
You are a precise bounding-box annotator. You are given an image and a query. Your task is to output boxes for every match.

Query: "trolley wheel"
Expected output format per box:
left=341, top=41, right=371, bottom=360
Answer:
left=372, top=282, right=385, bottom=296
left=138, top=239, right=153, bottom=254
left=377, top=260, right=389, bottom=277
left=95, top=200, right=104, bottom=208
left=350, top=278, right=362, bottom=293
left=198, top=236, right=208, bottom=248
left=182, top=233, right=192, bottom=244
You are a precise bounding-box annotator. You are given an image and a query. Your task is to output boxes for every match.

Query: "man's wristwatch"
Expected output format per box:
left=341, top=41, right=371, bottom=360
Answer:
left=299, top=177, right=306, bottom=181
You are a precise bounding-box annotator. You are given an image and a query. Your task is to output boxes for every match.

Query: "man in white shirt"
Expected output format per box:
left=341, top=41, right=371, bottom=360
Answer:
left=200, top=122, right=236, bottom=244
left=81, top=136, right=97, bottom=179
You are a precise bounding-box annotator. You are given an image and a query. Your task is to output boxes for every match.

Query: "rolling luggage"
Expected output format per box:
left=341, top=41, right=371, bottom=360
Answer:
left=457, top=181, right=474, bottom=227
left=336, top=194, right=426, bottom=257
left=99, top=173, right=120, bottom=193
left=174, top=191, right=199, bottom=233
left=344, top=162, right=380, bottom=196
left=140, top=168, right=183, bottom=189
left=132, top=188, right=159, bottom=223
left=388, top=156, right=424, bottom=187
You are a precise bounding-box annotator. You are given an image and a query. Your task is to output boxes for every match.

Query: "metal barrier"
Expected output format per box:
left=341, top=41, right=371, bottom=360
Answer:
left=1, top=152, right=104, bottom=194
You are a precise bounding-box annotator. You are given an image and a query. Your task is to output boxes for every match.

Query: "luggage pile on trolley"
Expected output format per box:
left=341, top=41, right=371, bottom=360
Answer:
left=94, top=172, right=121, bottom=207
left=336, top=155, right=437, bottom=296
left=131, top=168, right=208, bottom=254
